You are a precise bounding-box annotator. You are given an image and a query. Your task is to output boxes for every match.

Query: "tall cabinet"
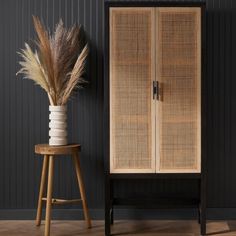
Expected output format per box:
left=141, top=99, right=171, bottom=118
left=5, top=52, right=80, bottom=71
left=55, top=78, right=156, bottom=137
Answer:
left=104, top=1, right=206, bottom=235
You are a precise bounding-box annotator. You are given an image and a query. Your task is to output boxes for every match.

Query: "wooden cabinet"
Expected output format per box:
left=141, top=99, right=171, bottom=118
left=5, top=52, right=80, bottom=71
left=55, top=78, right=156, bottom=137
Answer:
left=109, top=7, right=201, bottom=173
left=105, top=2, right=206, bottom=235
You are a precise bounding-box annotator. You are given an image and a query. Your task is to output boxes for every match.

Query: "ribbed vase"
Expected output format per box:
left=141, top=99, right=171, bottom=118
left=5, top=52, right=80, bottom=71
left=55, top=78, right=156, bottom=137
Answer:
left=49, top=105, right=67, bottom=146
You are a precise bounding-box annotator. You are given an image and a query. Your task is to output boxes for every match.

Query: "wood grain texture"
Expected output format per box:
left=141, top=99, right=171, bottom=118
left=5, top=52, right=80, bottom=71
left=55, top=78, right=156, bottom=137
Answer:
left=36, top=155, right=49, bottom=226
left=45, top=156, right=54, bottom=236
left=35, top=147, right=91, bottom=235
left=42, top=198, right=82, bottom=205
left=73, top=153, right=92, bottom=228
left=35, top=144, right=81, bottom=155
left=0, top=220, right=236, bottom=235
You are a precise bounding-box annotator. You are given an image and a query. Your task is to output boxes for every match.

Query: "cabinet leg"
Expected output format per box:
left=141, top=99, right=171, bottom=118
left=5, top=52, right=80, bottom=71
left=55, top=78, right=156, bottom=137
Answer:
left=198, top=205, right=201, bottom=224
left=73, top=153, right=92, bottom=228
left=45, top=156, right=54, bottom=236
left=105, top=176, right=111, bottom=236
left=110, top=180, right=114, bottom=225
left=36, top=155, right=49, bottom=226
left=200, top=176, right=206, bottom=235
left=110, top=207, right=114, bottom=225
left=200, top=203, right=206, bottom=235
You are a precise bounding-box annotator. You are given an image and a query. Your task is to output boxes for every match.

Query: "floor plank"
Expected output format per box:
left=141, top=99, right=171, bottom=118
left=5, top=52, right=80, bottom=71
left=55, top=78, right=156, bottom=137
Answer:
left=0, top=220, right=236, bottom=235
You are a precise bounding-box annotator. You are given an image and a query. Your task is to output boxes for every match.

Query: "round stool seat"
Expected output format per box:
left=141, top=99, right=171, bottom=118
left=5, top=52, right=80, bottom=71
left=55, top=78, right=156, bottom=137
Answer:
left=35, top=144, right=81, bottom=155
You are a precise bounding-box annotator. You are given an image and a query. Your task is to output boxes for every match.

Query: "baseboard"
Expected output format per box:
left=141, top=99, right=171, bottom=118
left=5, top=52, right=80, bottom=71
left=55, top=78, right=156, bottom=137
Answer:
left=1, top=208, right=236, bottom=220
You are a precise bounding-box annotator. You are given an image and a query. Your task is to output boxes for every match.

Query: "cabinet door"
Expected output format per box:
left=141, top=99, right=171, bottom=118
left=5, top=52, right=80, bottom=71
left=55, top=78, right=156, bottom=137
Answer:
left=109, top=8, right=155, bottom=173
left=156, top=8, right=201, bottom=173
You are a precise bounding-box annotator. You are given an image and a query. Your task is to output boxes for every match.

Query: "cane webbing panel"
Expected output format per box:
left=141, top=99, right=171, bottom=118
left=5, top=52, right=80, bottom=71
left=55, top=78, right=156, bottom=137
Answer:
left=157, top=8, right=201, bottom=172
left=110, top=8, right=155, bottom=173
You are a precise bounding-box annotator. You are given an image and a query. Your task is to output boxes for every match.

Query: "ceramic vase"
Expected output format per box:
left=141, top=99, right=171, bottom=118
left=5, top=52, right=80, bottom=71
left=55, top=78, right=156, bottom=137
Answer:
left=49, top=105, right=67, bottom=146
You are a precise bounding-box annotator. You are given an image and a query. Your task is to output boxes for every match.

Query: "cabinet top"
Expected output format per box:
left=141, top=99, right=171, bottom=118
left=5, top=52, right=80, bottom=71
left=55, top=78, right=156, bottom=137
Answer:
left=105, top=0, right=206, bottom=7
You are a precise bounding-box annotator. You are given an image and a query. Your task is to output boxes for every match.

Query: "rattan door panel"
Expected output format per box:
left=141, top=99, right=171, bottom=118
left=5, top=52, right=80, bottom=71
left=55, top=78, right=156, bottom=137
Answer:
left=109, top=7, right=201, bottom=174
left=109, top=8, right=156, bottom=173
left=156, top=8, right=201, bottom=173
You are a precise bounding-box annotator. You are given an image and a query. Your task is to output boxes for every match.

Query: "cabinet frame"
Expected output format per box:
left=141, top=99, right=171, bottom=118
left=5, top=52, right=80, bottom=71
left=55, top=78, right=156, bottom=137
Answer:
left=104, top=1, right=206, bottom=235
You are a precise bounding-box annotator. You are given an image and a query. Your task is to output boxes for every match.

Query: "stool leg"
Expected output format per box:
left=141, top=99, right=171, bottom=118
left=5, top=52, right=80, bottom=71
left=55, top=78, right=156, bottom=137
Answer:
left=73, top=153, right=92, bottom=228
left=45, top=155, right=54, bottom=236
left=36, top=155, right=49, bottom=226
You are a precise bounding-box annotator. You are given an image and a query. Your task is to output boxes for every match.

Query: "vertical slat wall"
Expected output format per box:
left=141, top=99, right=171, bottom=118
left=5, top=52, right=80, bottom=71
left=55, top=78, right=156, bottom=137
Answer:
left=110, top=8, right=155, bottom=173
left=0, top=0, right=236, bottom=213
left=157, top=8, right=201, bottom=173
left=0, top=0, right=104, bottom=210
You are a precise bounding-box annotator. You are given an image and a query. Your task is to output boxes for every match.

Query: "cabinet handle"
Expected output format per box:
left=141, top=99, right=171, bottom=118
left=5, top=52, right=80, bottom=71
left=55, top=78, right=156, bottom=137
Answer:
left=153, top=81, right=159, bottom=100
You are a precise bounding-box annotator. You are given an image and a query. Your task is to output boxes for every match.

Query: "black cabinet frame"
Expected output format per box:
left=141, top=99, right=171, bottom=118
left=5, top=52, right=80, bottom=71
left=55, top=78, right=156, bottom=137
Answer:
left=104, top=1, right=207, bottom=235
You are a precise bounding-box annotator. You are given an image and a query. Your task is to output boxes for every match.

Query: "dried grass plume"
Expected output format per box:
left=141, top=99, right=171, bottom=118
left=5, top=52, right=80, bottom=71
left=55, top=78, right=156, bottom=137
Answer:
left=17, top=16, right=89, bottom=105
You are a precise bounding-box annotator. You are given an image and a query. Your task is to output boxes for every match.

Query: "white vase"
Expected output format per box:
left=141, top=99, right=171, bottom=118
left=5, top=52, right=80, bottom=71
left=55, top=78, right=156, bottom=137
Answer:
left=49, top=105, right=67, bottom=146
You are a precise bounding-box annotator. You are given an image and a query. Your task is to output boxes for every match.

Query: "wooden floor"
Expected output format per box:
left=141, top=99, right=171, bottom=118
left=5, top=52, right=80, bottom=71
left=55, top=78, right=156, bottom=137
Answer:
left=0, top=220, right=236, bottom=235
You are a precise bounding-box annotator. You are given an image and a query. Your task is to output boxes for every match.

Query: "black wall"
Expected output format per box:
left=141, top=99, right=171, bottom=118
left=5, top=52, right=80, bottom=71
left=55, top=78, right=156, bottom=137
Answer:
left=0, top=0, right=236, bottom=218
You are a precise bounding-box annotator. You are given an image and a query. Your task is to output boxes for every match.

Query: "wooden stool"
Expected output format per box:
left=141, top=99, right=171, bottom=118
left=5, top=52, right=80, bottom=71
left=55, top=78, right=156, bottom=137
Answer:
left=35, top=144, right=91, bottom=236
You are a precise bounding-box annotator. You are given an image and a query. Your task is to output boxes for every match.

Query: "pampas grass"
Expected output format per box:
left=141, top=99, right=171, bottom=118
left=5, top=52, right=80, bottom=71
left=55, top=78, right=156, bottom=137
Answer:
left=17, top=16, right=88, bottom=105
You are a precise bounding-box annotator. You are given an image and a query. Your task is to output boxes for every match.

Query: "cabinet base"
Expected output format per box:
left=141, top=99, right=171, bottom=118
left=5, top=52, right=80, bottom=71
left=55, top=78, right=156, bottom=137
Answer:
left=105, top=176, right=206, bottom=236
